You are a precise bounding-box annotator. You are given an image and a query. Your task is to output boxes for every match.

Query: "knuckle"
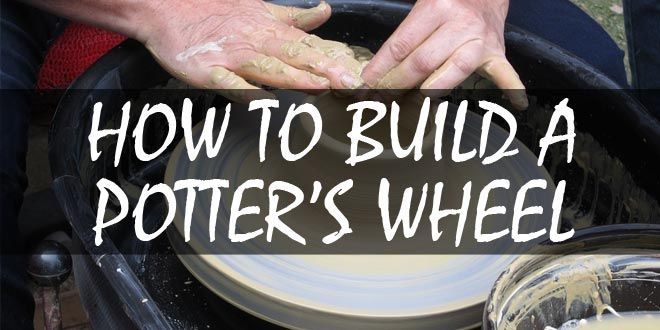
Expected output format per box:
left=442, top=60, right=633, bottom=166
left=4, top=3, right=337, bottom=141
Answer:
left=424, top=0, right=450, bottom=13
left=458, top=11, right=487, bottom=31
left=451, top=53, right=477, bottom=76
left=470, top=38, right=486, bottom=49
left=227, top=41, right=259, bottom=54
left=463, top=9, right=483, bottom=23
left=360, top=68, right=379, bottom=87
left=410, top=53, right=436, bottom=74
left=388, top=38, right=414, bottom=62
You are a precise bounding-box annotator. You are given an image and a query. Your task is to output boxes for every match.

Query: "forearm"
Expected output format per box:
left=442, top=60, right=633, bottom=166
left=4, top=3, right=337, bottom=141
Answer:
left=19, top=0, right=159, bottom=41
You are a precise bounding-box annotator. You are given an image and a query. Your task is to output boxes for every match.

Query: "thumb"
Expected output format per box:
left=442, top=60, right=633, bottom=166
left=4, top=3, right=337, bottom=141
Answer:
left=265, top=1, right=331, bottom=31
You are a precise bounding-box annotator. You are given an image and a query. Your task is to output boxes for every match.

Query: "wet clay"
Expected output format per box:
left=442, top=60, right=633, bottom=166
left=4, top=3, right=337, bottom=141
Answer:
left=553, top=312, right=660, bottom=330
left=210, top=67, right=245, bottom=88
left=176, top=37, right=228, bottom=62
left=281, top=41, right=307, bottom=58
left=349, top=45, right=375, bottom=63
left=214, top=36, right=369, bottom=89
left=241, top=56, right=288, bottom=74
left=494, top=255, right=615, bottom=330
left=289, top=1, right=329, bottom=30
left=488, top=253, right=660, bottom=330
left=298, top=35, right=367, bottom=82
left=300, top=35, right=355, bottom=60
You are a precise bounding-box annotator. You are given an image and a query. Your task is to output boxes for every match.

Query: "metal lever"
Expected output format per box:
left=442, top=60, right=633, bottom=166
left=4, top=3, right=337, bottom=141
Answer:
left=27, top=240, right=72, bottom=330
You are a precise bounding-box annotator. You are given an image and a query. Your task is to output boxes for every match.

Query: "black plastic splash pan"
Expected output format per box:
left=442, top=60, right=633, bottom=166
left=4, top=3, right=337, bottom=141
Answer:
left=48, top=0, right=660, bottom=328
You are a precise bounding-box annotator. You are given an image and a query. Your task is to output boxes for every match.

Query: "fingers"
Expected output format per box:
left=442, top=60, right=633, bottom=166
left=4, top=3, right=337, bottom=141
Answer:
left=260, top=21, right=364, bottom=89
left=231, top=51, right=332, bottom=90
left=203, top=48, right=337, bottom=103
left=260, top=37, right=363, bottom=89
left=145, top=45, right=270, bottom=103
left=265, top=1, right=331, bottom=31
left=297, top=34, right=363, bottom=78
left=375, top=24, right=474, bottom=89
left=361, top=1, right=444, bottom=87
left=420, top=39, right=484, bottom=96
left=208, top=67, right=275, bottom=103
left=298, top=34, right=352, bottom=58
left=174, top=32, right=361, bottom=92
left=478, top=58, right=528, bottom=110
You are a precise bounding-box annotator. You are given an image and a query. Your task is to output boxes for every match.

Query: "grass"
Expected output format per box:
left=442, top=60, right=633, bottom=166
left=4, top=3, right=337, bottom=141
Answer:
left=571, top=0, right=626, bottom=48
left=569, top=0, right=629, bottom=80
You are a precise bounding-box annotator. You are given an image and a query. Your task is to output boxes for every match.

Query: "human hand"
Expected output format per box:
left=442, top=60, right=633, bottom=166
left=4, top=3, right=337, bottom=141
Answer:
left=137, top=0, right=364, bottom=102
left=361, top=0, right=528, bottom=109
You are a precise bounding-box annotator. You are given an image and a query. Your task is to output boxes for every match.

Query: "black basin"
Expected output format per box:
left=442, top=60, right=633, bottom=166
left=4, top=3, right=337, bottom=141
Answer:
left=49, top=1, right=660, bottom=328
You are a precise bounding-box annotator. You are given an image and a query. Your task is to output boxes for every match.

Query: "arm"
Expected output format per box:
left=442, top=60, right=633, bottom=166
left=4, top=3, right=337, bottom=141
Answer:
left=361, top=0, right=528, bottom=109
left=22, top=0, right=364, bottom=101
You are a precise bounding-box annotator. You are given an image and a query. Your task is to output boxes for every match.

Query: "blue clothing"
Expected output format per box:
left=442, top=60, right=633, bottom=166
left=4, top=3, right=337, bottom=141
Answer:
left=508, top=0, right=629, bottom=88
left=624, top=0, right=660, bottom=115
left=1, top=2, right=64, bottom=329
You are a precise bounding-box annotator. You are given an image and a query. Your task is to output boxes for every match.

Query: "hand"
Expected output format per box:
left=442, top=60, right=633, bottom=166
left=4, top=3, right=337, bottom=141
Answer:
left=361, top=0, right=528, bottom=109
left=138, top=0, right=364, bottom=102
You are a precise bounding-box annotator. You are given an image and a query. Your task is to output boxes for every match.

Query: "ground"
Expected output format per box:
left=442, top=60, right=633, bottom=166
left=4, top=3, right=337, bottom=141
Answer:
left=570, top=0, right=629, bottom=78
left=572, top=0, right=626, bottom=48
left=25, top=2, right=630, bottom=328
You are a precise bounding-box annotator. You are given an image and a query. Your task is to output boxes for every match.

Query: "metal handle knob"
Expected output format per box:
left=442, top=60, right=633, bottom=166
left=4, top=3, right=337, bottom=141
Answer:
left=28, top=240, right=72, bottom=330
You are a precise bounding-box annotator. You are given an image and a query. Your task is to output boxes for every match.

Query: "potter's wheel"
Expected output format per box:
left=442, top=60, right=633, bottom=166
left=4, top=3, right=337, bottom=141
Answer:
left=48, top=2, right=660, bottom=326
left=163, top=92, right=555, bottom=329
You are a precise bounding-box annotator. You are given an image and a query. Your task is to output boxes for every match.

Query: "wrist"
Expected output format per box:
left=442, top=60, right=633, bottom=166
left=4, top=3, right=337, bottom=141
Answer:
left=122, top=1, right=172, bottom=42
